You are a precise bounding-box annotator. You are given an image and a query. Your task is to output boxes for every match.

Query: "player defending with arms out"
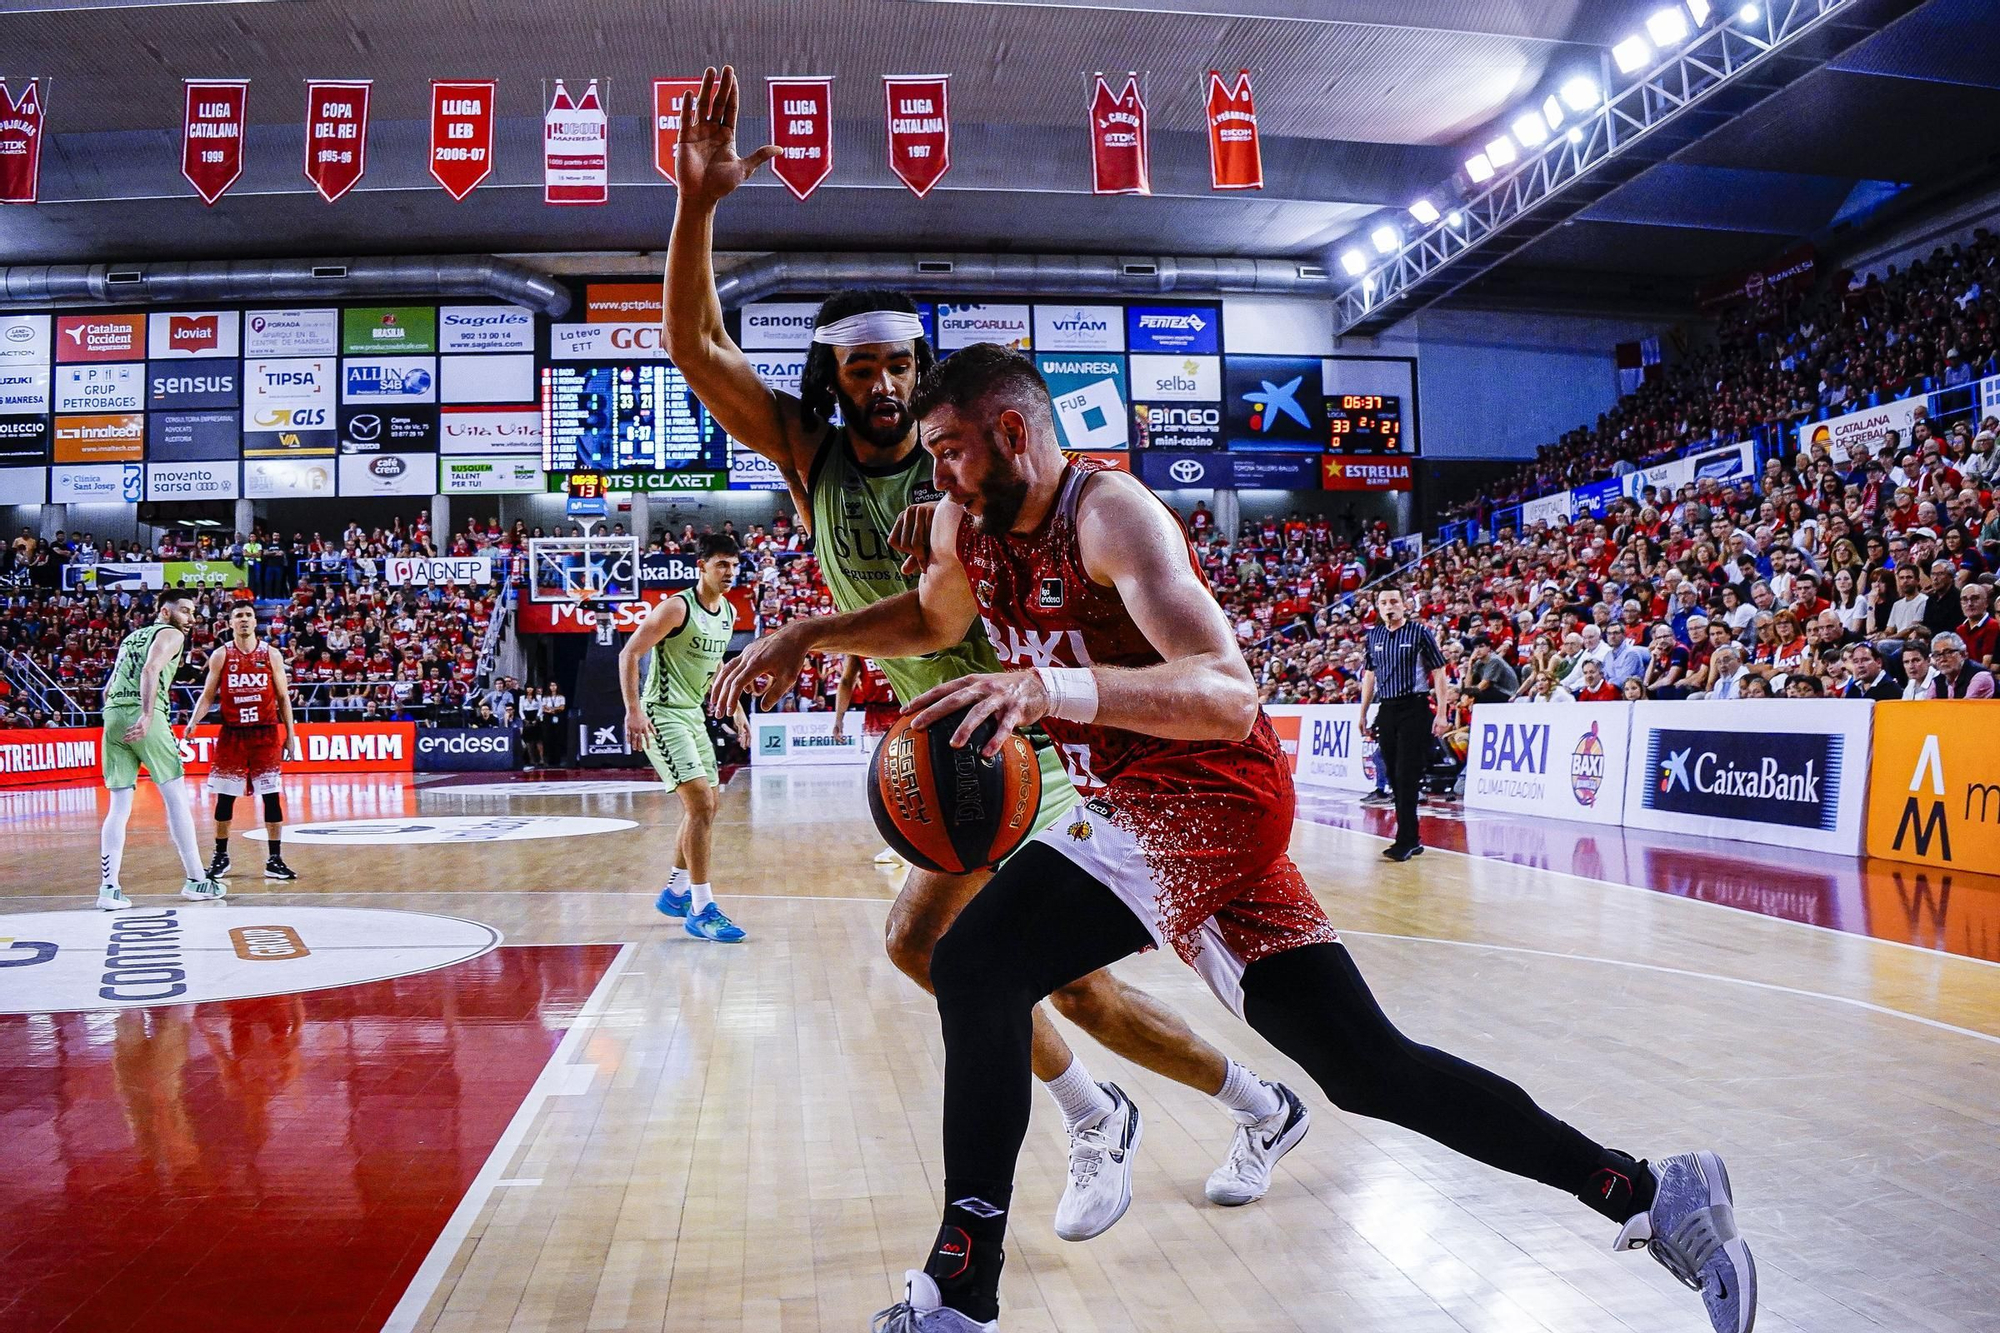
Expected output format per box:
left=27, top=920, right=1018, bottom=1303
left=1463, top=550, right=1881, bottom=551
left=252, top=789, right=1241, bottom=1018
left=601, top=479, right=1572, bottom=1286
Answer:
left=95, top=590, right=228, bottom=909
left=621, top=533, right=750, bottom=943
left=723, top=346, right=1756, bottom=1333
left=677, top=63, right=1305, bottom=1239
left=186, top=602, right=299, bottom=882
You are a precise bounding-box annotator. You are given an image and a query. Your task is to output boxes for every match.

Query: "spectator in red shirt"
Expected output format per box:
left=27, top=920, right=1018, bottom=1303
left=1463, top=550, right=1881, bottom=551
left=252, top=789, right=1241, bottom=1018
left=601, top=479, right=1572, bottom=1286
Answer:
left=1957, top=582, right=1997, bottom=668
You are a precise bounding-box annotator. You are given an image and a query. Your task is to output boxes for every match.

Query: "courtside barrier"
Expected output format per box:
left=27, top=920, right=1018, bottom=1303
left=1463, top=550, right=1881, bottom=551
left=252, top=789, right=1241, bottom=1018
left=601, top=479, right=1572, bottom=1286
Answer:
left=1265, top=704, right=1379, bottom=793
left=749, top=712, right=875, bottom=767
left=1464, top=702, right=1631, bottom=826
left=1866, top=701, right=2000, bottom=875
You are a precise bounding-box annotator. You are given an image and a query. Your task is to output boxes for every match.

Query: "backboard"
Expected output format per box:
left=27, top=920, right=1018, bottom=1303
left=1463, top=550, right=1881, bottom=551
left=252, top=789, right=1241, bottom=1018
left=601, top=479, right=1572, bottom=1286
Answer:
left=527, top=534, right=641, bottom=605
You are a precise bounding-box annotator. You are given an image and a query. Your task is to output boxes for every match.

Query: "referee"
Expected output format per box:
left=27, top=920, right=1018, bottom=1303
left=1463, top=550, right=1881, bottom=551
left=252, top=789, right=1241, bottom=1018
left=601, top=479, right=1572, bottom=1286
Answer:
left=1357, top=586, right=1453, bottom=862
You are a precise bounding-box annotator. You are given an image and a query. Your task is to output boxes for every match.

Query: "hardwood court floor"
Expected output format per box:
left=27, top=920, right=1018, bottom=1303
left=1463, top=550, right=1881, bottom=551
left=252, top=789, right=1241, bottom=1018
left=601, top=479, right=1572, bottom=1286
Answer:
left=2, top=767, right=1997, bottom=1333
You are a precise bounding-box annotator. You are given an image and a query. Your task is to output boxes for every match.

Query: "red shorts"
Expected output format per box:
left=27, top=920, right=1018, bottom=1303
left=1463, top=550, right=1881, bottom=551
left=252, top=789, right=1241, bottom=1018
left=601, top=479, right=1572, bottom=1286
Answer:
left=210, top=725, right=284, bottom=796
left=862, top=703, right=900, bottom=736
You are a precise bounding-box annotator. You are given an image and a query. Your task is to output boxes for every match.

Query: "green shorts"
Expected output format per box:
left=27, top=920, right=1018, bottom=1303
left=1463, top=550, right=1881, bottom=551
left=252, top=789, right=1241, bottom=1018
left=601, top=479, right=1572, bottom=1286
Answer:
left=101, top=707, right=184, bottom=789
left=1012, top=738, right=1082, bottom=862
left=644, top=704, right=718, bottom=788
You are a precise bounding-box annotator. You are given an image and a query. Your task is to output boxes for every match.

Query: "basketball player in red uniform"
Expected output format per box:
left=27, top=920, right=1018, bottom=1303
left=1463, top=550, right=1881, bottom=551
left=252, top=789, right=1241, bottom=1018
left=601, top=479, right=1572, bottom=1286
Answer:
left=186, top=603, right=298, bottom=882
left=717, top=346, right=1754, bottom=1333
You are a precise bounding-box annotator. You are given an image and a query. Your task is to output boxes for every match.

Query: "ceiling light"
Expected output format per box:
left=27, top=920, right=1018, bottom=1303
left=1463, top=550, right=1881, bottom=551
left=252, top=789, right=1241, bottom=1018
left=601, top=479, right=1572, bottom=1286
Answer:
left=1646, top=7, right=1690, bottom=45
left=1464, top=153, right=1494, bottom=183
left=1511, top=111, right=1549, bottom=146
left=1738, top=3, right=1759, bottom=18
left=1560, top=76, right=1601, bottom=111
left=1408, top=198, right=1440, bottom=225
left=1686, top=0, right=1712, bottom=23
left=1612, top=35, right=1652, bottom=72
left=1485, top=135, right=1518, bottom=167
left=1339, top=249, right=1367, bottom=277
left=1543, top=94, right=1565, bottom=129
left=1567, top=125, right=1585, bottom=144
left=1371, top=224, right=1400, bottom=254
left=1446, top=210, right=1463, bottom=227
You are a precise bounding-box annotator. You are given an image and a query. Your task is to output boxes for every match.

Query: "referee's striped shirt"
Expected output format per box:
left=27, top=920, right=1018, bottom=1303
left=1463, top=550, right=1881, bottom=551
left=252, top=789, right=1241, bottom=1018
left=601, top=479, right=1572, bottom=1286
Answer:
left=1364, top=620, right=1445, bottom=699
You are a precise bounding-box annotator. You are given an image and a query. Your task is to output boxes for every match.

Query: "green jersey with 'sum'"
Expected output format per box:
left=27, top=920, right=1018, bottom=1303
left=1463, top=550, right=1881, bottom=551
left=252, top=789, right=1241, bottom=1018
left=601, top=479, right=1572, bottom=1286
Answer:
left=103, top=622, right=181, bottom=714
left=807, top=433, right=1002, bottom=705
left=644, top=588, right=735, bottom=710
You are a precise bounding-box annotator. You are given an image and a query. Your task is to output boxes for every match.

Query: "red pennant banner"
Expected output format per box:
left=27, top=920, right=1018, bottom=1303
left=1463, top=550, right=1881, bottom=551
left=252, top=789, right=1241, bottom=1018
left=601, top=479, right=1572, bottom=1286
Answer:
left=0, top=79, right=48, bottom=206
left=1205, top=70, right=1262, bottom=192
left=883, top=75, right=950, bottom=198
left=182, top=80, right=247, bottom=206
left=430, top=80, right=496, bottom=200
left=304, top=80, right=370, bottom=203
left=1089, top=73, right=1149, bottom=196
left=544, top=78, right=608, bottom=205
left=767, top=77, right=834, bottom=201
left=652, top=78, right=702, bottom=184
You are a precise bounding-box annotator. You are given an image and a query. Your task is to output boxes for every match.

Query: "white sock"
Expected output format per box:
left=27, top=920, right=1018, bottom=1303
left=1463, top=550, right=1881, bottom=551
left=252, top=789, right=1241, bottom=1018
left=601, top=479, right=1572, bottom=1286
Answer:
left=157, top=777, right=206, bottom=880
left=689, top=882, right=714, bottom=912
left=666, top=866, right=690, bottom=892
left=100, top=786, right=133, bottom=886
left=1215, top=1060, right=1283, bottom=1122
left=1044, top=1058, right=1115, bottom=1132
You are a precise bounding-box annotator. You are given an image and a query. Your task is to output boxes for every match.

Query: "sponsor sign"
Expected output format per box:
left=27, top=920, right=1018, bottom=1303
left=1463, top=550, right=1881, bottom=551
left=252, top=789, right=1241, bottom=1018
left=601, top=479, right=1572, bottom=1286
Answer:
left=517, top=588, right=671, bottom=634
left=303, top=80, right=371, bottom=203
left=652, top=78, right=704, bottom=183
left=439, top=405, right=543, bottom=455
left=244, top=308, right=337, bottom=357
left=243, top=456, right=335, bottom=498
left=0, top=79, right=47, bottom=205
left=1625, top=700, right=1872, bottom=854
left=1034, top=304, right=1124, bottom=353
left=437, top=778, right=662, bottom=796
left=55, top=314, right=145, bottom=363
left=160, top=560, right=246, bottom=589
left=0, top=366, right=50, bottom=412
left=54, top=363, right=144, bottom=414
left=937, top=302, right=1031, bottom=351
left=245, top=357, right=332, bottom=408
left=1866, top=702, right=2000, bottom=875
left=338, top=405, right=437, bottom=452
left=51, top=463, right=145, bottom=503
left=1205, top=70, right=1262, bottom=191
left=1464, top=703, right=1630, bottom=825
left=0, top=906, right=498, bottom=1014
left=440, top=455, right=545, bottom=493
left=1139, top=450, right=1220, bottom=489
left=743, top=349, right=808, bottom=395
left=0, top=314, right=50, bottom=367
left=1227, top=450, right=1322, bottom=489
left=544, top=78, right=610, bottom=204
left=730, top=448, right=788, bottom=490
left=1135, top=449, right=1320, bottom=490
left=639, top=552, right=701, bottom=587
left=146, top=310, right=238, bottom=359
left=1129, top=353, right=1220, bottom=402
left=385, top=555, right=491, bottom=585
left=767, top=75, right=835, bottom=200
left=1573, top=476, right=1624, bottom=517
left=415, top=728, right=517, bottom=772
left=242, top=425, right=335, bottom=456
left=0, top=466, right=43, bottom=503
left=547, top=322, right=669, bottom=360
left=342, top=356, right=437, bottom=404
left=1796, top=394, right=1926, bottom=466
left=1126, top=305, right=1218, bottom=355
left=1037, top=352, right=1129, bottom=451
left=883, top=75, right=950, bottom=197
left=586, top=283, right=664, bottom=323
left=1320, top=456, right=1413, bottom=492
left=1698, top=242, right=1815, bottom=311
left=429, top=79, right=496, bottom=200
left=542, top=468, right=727, bottom=494
left=146, top=461, right=239, bottom=501
left=739, top=302, right=820, bottom=350
left=752, top=711, right=876, bottom=767
left=1225, top=354, right=1323, bottom=447
left=147, top=362, right=239, bottom=409
left=1088, top=73, right=1149, bottom=195
left=0, top=414, right=50, bottom=466
left=1264, top=704, right=1378, bottom=792
left=438, top=304, right=533, bottom=353
left=338, top=451, right=436, bottom=496
left=53, top=413, right=144, bottom=464
left=147, top=409, right=240, bottom=461
left=441, top=353, right=535, bottom=404
left=342, top=307, right=437, bottom=355
left=68, top=560, right=162, bottom=590
left=1521, top=491, right=1573, bottom=528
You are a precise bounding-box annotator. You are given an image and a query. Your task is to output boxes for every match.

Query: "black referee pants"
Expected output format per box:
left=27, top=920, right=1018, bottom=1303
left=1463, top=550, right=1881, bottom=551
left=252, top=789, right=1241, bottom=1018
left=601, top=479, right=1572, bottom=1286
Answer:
left=1375, top=694, right=1433, bottom=849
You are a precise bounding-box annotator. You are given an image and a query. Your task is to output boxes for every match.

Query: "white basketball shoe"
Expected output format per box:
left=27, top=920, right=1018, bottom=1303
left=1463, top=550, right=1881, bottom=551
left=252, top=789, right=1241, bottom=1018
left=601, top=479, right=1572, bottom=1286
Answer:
left=869, top=1271, right=997, bottom=1332
left=1054, top=1081, right=1142, bottom=1241
left=1205, top=1081, right=1311, bottom=1206
left=95, top=883, right=134, bottom=911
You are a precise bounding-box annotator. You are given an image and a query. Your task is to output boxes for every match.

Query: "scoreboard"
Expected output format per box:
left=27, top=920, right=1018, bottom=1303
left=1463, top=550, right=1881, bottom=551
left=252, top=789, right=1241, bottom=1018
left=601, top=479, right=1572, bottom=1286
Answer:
left=540, top=364, right=726, bottom=473
left=1326, top=394, right=1407, bottom=454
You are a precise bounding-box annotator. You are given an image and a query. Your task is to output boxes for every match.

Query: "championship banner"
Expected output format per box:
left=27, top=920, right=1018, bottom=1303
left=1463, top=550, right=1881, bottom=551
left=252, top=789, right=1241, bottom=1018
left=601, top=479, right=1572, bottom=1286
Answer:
left=1204, top=70, right=1262, bottom=191
left=303, top=80, right=371, bottom=203
left=544, top=78, right=608, bottom=205
left=652, top=78, right=702, bottom=183
left=883, top=75, right=949, bottom=198
left=1088, top=73, right=1149, bottom=196
left=182, top=80, right=248, bottom=206
left=0, top=80, right=47, bottom=205
left=429, top=80, right=496, bottom=200
left=767, top=76, right=834, bottom=201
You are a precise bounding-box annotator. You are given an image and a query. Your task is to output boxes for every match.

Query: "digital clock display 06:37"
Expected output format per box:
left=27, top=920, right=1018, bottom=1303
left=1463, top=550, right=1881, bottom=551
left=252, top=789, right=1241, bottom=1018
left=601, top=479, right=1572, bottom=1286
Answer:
left=1326, top=393, right=1406, bottom=453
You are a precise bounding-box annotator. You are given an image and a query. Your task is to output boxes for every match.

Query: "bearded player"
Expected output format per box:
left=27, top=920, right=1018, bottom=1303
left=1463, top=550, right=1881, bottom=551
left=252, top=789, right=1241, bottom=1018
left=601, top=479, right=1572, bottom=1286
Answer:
left=673, top=64, right=1302, bottom=1240
left=719, top=346, right=1756, bottom=1333
left=186, top=602, right=298, bottom=883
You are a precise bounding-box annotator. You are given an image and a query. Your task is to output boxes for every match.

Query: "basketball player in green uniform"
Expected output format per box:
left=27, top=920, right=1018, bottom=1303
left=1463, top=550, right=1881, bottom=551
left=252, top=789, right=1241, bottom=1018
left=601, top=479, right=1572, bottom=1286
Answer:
left=670, top=65, right=1309, bottom=1240
left=621, top=533, right=751, bottom=942
left=95, top=590, right=227, bottom=909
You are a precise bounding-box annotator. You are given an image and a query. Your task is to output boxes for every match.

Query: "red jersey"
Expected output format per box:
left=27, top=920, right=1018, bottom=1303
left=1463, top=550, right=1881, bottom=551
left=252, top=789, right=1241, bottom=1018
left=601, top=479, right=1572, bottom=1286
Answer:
left=219, top=641, right=280, bottom=728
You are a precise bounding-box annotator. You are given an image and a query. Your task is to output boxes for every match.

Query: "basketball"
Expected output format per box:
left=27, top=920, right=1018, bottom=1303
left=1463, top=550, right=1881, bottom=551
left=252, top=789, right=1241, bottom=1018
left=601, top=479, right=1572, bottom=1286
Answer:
left=867, top=705, right=1042, bottom=874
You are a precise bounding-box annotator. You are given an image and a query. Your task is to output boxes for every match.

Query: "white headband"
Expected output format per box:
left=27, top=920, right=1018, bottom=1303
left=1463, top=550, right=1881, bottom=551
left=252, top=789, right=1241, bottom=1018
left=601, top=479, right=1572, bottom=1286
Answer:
left=812, top=310, right=927, bottom=346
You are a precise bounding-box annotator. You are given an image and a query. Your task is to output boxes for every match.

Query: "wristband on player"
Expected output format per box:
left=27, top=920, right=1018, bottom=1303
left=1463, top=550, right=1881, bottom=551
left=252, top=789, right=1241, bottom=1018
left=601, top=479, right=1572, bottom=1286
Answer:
left=1035, top=666, right=1100, bottom=724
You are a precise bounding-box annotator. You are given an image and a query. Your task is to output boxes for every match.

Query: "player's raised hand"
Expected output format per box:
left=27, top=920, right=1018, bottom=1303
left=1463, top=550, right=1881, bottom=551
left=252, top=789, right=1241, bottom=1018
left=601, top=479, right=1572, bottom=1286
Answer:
left=676, top=65, right=780, bottom=210
left=888, top=502, right=939, bottom=576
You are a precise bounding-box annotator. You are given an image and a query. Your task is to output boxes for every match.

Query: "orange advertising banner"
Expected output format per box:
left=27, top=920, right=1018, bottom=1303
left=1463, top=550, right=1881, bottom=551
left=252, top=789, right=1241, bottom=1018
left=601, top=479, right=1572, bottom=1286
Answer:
left=1865, top=701, right=2000, bottom=874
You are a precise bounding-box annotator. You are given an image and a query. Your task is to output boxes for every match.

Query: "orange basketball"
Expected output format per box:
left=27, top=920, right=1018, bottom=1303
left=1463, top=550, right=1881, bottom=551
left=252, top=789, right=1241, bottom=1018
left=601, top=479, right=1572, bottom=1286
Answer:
left=867, top=705, right=1043, bottom=874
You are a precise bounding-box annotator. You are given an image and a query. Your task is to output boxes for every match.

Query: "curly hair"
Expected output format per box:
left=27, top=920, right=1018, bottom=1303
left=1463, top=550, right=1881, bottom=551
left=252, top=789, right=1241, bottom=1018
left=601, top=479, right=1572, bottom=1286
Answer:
left=796, top=289, right=936, bottom=428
